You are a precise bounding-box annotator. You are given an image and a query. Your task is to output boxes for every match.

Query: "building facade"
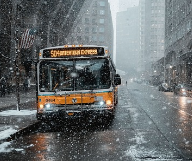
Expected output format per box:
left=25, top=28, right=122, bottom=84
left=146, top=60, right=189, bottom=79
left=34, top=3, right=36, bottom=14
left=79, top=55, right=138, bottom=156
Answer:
left=119, top=0, right=139, bottom=11
left=165, top=0, right=192, bottom=85
left=65, top=0, right=114, bottom=59
left=0, top=0, right=12, bottom=78
left=0, top=0, right=87, bottom=83
left=139, top=0, right=165, bottom=81
left=116, top=6, right=140, bottom=77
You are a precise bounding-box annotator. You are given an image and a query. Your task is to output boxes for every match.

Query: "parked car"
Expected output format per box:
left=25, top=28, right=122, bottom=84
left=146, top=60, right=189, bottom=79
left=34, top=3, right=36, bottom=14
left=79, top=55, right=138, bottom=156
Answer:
left=158, top=83, right=171, bottom=92
left=173, top=83, right=192, bottom=97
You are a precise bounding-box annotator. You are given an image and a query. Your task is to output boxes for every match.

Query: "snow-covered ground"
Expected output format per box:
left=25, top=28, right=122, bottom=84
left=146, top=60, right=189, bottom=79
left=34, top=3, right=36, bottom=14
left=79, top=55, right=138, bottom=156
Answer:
left=0, top=110, right=36, bottom=116
left=0, top=109, right=36, bottom=152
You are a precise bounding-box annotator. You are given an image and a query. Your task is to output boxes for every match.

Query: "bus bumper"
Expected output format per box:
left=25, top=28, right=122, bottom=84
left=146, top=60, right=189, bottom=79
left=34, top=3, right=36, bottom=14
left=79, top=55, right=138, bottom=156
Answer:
left=36, top=108, right=115, bottom=121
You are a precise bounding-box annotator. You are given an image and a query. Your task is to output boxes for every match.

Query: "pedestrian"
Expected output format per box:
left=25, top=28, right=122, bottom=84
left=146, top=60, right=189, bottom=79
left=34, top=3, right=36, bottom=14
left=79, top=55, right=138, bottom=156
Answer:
left=126, top=81, right=127, bottom=86
left=0, top=77, right=6, bottom=97
left=23, top=78, right=29, bottom=92
left=6, top=79, right=11, bottom=94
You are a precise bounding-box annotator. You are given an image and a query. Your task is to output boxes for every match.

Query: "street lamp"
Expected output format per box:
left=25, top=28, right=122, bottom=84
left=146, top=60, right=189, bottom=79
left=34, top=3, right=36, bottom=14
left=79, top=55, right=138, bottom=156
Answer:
left=14, top=4, right=22, bottom=111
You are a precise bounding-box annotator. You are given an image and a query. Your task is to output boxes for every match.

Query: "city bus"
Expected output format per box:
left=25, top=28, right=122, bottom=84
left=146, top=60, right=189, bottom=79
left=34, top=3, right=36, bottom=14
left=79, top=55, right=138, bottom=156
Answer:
left=36, top=45, right=121, bottom=123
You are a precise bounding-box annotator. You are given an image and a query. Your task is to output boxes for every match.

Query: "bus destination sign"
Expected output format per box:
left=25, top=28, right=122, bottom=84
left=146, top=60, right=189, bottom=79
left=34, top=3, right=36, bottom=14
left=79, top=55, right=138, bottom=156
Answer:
left=43, top=47, right=105, bottom=58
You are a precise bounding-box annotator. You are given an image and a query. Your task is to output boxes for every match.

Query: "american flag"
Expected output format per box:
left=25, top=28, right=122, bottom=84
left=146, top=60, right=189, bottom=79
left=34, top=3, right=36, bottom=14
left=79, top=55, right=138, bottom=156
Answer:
left=19, top=28, right=36, bottom=49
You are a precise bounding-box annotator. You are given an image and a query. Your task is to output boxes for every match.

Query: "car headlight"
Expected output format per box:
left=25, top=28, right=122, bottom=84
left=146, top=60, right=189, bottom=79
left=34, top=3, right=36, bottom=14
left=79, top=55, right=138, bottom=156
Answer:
left=181, top=88, right=186, bottom=92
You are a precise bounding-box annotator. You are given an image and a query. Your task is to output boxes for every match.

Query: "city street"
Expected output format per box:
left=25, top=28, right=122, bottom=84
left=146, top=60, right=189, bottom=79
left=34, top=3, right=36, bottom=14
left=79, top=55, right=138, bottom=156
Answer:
left=1, top=1, right=192, bottom=161
left=0, top=81, right=192, bottom=160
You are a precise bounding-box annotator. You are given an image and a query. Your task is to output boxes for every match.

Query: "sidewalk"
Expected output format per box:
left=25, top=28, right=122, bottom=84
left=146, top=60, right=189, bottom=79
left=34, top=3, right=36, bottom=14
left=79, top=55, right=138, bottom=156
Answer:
left=0, top=89, right=36, bottom=110
left=0, top=89, right=38, bottom=144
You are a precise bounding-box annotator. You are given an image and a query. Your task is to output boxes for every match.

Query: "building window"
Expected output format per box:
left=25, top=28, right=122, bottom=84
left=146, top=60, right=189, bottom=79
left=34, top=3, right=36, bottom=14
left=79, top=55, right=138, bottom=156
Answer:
left=92, top=19, right=97, bottom=25
left=93, top=1, right=97, bottom=7
left=99, top=1, right=105, bottom=7
left=77, top=18, right=82, bottom=24
left=85, top=27, right=89, bottom=33
left=92, top=9, right=97, bottom=15
left=85, top=36, right=89, bottom=43
left=92, top=36, right=97, bottom=42
left=77, top=27, right=81, bottom=33
left=99, top=19, right=105, bottom=24
left=100, top=10, right=105, bottom=15
left=85, top=9, right=90, bottom=15
left=77, top=36, right=82, bottom=42
left=99, top=36, right=104, bottom=42
left=85, top=18, right=89, bottom=24
left=99, top=27, right=104, bottom=33
left=92, top=27, right=97, bottom=33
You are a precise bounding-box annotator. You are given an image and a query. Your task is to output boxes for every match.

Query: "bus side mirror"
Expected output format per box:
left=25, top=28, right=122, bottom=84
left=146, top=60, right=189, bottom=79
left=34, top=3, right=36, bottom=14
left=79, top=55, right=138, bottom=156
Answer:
left=114, top=74, right=121, bottom=85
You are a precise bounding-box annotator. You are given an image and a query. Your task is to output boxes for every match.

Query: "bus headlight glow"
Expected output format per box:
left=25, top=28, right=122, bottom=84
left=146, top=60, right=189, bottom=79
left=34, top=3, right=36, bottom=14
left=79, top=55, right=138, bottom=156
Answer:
left=99, top=101, right=105, bottom=106
left=181, top=88, right=186, bottom=92
left=39, top=104, right=44, bottom=109
left=106, top=100, right=112, bottom=106
left=45, top=104, right=54, bottom=111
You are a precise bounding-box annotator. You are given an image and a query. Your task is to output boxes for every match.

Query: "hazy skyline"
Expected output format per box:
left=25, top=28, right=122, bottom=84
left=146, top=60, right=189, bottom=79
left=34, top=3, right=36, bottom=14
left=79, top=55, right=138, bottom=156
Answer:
left=119, top=0, right=139, bottom=11
left=108, top=0, right=139, bottom=64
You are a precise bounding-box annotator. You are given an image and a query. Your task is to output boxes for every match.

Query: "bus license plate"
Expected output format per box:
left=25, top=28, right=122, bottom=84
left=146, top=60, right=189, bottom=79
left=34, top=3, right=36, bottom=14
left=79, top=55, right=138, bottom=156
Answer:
left=68, top=112, right=74, bottom=116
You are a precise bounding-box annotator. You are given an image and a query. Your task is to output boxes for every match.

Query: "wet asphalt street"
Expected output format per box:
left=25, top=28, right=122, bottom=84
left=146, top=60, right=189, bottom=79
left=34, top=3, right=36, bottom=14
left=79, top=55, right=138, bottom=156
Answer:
left=1, top=81, right=192, bottom=161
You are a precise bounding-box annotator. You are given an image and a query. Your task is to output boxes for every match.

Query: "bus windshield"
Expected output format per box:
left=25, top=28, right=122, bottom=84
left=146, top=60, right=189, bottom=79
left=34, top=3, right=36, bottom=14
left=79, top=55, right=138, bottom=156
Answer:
left=39, top=58, right=111, bottom=92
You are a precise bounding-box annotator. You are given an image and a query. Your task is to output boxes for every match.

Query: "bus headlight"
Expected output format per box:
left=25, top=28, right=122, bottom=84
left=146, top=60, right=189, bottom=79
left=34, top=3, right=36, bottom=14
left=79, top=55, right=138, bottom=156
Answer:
left=181, top=88, right=186, bottom=92
left=44, top=104, right=54, bottom=111
left=99, top=101, right=105, bottom=106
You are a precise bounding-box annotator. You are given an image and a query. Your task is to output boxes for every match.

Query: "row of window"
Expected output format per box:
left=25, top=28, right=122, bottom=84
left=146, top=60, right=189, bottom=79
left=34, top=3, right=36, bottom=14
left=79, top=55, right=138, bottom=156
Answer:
left=151, top=6, right=164, bottom=10
left=92, top=1, right=106, bottom=7
left=151, top=24, right=164, bottom=29
left=151, top=20, right=164, bottom=24
left=166, top=2, right=192, bottom=28
left=85, top=9, right=106, bottom=16
left=151, top=9, right=164, bottom=14
left=70, top=36, right=105, bottom=43
left=165, top=21, right=191, bottom=48
left=84, top=18, right=105, bottom=24
left=152, top=1, right=165, bottom=7
left=76, top=27, right=105, bottom=33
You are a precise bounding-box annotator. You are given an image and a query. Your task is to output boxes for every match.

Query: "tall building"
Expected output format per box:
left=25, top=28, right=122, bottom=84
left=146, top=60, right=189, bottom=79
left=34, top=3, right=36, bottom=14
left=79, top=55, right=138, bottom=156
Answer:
left=165, top=1, right=192, bottom=85
left=66, top=0, right=114, bottom=59
left=119, top=0, right=139, bottom=11
left=139, top=0, right=165, bottom=77
left=116, top=6, right=140, bottom=76
left=0, top=0, right=12, bottom=78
